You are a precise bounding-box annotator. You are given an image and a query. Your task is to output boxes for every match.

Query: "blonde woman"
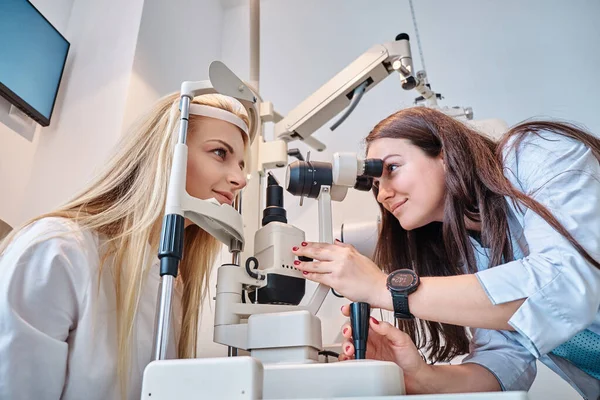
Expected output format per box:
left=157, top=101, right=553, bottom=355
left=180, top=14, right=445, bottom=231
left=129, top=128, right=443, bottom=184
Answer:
left=0, top=92, right=251, bottom=399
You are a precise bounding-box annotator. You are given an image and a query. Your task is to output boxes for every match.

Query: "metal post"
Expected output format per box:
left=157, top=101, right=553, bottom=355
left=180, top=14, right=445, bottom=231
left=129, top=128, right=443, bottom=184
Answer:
left=153, top=275, right=175, bottom=360
left=152, top=95, right=189, bottom=361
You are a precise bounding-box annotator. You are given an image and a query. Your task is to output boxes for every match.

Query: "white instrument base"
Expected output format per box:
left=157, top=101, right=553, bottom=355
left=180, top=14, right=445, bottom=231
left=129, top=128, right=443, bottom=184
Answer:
left=141, top=356, right=528, bottom=400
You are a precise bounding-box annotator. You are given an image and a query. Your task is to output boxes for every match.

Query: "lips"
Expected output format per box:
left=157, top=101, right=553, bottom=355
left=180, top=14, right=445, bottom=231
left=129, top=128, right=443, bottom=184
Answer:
left=213, top=190, right=234, bottom=205
left=390, top=199, right=407, bottom=213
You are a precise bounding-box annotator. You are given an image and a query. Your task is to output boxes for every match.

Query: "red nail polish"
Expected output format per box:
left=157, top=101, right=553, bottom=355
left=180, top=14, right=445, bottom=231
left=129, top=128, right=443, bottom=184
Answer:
left=340, top=306, right=344, bottom=312
left=301, top=242, right=308, bottom=246
left=302, top=271, right=308, bottom=275
left=292, top=246, right=299, bottom=251
left=345, top=345, right=350, bottom=352
left=293, top=260, right=301, bottom=265
left=343, top=328, right=348, bottom=335
left=370, top=317, right=379, bottom=325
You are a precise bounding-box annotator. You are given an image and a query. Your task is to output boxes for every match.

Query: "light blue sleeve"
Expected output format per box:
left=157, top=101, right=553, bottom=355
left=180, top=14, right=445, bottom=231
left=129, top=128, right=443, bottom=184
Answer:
left=476, top=131, right=600, bottom=357
left=462, top=328, right=537, bottom=391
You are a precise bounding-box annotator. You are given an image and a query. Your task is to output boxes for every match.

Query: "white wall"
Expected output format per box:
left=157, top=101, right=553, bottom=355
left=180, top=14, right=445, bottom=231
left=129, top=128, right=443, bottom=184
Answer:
left=218, top=0, right=600, bottom=398
left=121, top=0, right=225, bottom=130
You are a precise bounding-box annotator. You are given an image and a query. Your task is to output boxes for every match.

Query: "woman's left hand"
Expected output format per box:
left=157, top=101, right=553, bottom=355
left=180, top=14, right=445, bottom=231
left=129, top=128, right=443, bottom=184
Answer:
left=292, top=241, right=388, bottom=307
left=338, top=311, right=429, bottom=394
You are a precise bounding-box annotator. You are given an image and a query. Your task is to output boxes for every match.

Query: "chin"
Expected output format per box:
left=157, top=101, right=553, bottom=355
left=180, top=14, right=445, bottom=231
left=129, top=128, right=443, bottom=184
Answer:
left=396, top=216, right=428, bottom=231
left=398, top=221, right=417, bottom=231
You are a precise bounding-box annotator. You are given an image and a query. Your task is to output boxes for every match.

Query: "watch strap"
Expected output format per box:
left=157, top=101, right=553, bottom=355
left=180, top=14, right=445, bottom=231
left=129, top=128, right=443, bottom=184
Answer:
left=391, top=292, right=414, bottom=319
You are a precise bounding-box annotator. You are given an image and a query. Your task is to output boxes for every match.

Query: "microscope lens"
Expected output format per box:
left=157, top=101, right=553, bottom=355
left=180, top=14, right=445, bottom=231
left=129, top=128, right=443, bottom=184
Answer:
left=286, top=160, right=333, bottom=199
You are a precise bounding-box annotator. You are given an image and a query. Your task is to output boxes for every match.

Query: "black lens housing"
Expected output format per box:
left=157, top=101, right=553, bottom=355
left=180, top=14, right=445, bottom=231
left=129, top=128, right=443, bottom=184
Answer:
left=286, top=160, right=333, bottom=199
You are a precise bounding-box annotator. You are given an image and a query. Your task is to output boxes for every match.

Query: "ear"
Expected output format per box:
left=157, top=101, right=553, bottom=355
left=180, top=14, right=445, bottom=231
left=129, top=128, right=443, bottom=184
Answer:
left=438, top=149, right=446, bottom=171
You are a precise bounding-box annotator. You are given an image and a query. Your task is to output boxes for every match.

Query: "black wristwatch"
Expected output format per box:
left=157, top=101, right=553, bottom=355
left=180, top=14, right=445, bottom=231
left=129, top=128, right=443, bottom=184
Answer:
left=386, top=269, right=420, bottom=319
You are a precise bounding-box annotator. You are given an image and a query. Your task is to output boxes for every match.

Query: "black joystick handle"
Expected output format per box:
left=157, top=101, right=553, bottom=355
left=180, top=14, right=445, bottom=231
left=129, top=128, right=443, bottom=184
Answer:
left=350, top=302, right=370, bottom=360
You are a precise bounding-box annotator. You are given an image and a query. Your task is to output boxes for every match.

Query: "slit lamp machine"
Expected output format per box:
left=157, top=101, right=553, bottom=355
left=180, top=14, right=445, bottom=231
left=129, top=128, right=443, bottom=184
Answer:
left=140, top=33, right=527, bottom=400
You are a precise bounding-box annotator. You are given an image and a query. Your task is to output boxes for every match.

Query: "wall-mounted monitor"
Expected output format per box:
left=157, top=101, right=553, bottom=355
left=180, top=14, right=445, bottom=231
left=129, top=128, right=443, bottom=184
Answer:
left=0, top=0, right=70, bottom=127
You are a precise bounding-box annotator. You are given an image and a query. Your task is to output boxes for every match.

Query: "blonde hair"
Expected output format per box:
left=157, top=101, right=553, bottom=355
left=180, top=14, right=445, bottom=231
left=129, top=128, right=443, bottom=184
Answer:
left=0, top=92, right=249, bottom=396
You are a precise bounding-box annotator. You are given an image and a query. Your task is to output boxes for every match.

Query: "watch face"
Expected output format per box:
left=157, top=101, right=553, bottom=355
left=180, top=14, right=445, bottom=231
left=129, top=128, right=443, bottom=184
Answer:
left=390, top=271, right=416, bottom=289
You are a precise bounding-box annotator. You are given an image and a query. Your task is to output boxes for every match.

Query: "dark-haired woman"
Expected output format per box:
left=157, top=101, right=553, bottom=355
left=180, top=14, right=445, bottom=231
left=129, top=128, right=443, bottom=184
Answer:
left=293, top=107, right=600, bottom=398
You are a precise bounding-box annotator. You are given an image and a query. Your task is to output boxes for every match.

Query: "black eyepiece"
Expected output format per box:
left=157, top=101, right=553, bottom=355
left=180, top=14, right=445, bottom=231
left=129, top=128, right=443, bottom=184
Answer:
left=363, top=159, right=383, bottom=178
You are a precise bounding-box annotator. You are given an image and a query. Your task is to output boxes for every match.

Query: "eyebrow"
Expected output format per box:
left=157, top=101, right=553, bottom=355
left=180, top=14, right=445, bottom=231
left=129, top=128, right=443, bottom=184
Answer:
left=382, top=154, right=403, bottom=162
left=207, top=139, right=234, bottom=154
left=372, top=154, right=402, bottom=182
left=207, top=139, right=245, bottom=169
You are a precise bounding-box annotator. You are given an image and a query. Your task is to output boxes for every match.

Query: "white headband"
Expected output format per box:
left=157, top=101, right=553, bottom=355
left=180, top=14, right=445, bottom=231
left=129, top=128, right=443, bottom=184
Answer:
left=188, top=104, right=249, bottom=136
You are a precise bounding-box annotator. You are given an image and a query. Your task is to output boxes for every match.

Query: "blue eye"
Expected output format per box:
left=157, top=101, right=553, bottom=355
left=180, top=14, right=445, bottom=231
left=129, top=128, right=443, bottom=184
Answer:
left=386, top=164, right=399, bottom=173
left=213, top=148, right=227, bottom=159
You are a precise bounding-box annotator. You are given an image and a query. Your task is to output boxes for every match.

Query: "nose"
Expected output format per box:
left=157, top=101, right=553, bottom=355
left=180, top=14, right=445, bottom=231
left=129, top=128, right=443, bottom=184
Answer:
left=228, top=166, right=247, bottom=192
left=376, top=180, right=394, bottom=205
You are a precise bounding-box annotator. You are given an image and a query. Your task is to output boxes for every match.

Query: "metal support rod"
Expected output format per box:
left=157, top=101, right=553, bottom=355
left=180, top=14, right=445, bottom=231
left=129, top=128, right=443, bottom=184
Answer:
left=318, top=186, right=343, bottom=297
left=228, top=192, right=243, bottom=357
left=228, top=347, right=239, bottom=357
left=239, top=0, right=264, bottom=279
left=318, top=187, right=333, bottom=244
left=152, top=97, right=189, bottom=361
left=153, top=274, right=175, bottom=360
left=178, top=96, right=191, bottom=144
left=305, top=187, right=334, bottom=314
left=231, top=192, right=243, bottom=265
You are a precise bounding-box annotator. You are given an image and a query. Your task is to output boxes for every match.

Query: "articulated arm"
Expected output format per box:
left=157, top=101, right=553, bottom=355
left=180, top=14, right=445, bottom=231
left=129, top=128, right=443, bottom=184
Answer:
left=273, top=35, right=421, bottom=147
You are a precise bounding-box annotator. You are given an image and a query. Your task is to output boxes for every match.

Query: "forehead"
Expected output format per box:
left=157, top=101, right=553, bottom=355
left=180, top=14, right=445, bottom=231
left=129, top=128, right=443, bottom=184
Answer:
left=367, top=138, right=414, bottom=159
left=190, top=117, right=247, bottom=150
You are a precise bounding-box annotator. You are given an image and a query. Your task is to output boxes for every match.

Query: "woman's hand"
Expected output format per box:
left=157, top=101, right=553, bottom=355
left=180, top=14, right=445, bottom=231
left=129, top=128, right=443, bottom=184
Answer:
left=339, top=306, right=429, bottom=393
left=292, top=241, right=389, bottom=308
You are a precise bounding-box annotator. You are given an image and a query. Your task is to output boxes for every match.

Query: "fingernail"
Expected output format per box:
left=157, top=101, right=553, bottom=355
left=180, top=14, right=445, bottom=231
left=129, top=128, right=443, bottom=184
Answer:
left=302, top=271, right=308, bottom=275
left=292, top=246, right=299, bottom=251
left=345, top=345, right=350, bottom=352
left=340, top=306, right=344, bottom=312
left=343, top=328, right=348, bottom=335
left=301, top=242, right=308, bottom=246
left=293, top=260, right=301, bottom=265
left=370, top=317, right=379, bottom=325
left=334, top=238, right=341, bottom=243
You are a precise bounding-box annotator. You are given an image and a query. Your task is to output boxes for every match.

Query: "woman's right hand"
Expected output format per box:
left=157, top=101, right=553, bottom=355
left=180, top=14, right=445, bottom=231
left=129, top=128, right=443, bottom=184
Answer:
left=339, top=305, right=429, bottom=388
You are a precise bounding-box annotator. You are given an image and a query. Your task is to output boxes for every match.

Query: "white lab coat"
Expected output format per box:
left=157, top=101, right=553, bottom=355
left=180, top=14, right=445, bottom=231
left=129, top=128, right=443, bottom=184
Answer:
left=462, top=131, right=600, bottom=397
left=0, top=217, right=181, bottom=399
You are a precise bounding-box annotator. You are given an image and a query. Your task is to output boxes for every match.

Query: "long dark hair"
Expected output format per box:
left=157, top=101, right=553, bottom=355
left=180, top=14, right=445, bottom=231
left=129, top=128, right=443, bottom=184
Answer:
left=366, top=107, right=600, bottom=363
